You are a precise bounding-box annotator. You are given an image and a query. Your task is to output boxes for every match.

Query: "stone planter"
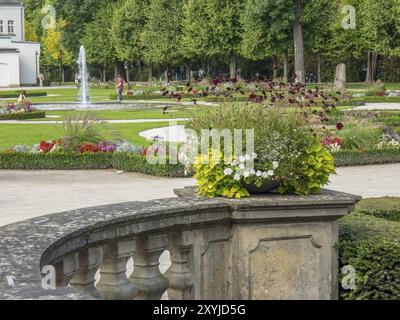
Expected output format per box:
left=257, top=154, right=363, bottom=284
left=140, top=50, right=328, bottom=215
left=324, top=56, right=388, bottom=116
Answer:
left=244, top=180, right=281, bottom=194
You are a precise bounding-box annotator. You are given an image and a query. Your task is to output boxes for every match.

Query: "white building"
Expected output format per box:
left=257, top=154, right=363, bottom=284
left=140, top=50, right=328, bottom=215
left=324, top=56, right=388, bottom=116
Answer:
left=0, top=0, right=40, bottom=87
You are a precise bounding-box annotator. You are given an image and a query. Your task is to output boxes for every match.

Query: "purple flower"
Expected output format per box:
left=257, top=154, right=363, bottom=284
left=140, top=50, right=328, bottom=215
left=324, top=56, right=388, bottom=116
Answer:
left=98, top=141, right=117, bottom=153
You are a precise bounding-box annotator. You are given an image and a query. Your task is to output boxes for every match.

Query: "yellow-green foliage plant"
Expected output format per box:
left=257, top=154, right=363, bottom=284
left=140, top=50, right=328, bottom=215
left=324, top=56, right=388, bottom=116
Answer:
left=279, top=141, right=336, bottom=195
left=193, top=149, right=249, bottom=199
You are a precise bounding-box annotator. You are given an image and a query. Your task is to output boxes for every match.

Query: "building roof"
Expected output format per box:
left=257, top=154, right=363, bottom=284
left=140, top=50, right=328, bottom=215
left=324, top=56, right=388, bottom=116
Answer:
left=0, top=0, right=22, bottom=6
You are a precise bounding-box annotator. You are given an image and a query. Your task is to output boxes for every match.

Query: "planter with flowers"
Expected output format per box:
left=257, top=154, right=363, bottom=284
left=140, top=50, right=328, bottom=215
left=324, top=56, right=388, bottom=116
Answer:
left=188, top=93, right=336, bottom=198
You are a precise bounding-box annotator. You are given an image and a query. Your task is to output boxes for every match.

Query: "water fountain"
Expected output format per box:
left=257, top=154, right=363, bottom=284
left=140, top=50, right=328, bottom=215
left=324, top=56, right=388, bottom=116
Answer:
left=77, top=46, right=89, bottom=107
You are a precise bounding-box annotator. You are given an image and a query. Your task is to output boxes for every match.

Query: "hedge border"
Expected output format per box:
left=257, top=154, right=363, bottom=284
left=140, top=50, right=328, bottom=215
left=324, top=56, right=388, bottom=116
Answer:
left=334, top=149, right=400, bottom=167
left=0, top=149, right=398, bottom=177
left=0, top=92, right=47, bottom=99
left=0, top=111, right=46, bottom=121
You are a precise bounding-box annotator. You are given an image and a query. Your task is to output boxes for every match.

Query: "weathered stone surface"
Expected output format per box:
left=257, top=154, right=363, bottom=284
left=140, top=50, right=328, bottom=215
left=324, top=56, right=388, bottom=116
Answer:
left=0, top=189, right=360, bottom=300
left=334, top=63, right=346, bottom=96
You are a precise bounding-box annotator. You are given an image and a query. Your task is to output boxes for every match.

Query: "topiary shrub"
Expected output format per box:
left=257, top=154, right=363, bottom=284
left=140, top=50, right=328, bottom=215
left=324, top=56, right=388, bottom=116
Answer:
left=339, top=212, right=400, bottom=300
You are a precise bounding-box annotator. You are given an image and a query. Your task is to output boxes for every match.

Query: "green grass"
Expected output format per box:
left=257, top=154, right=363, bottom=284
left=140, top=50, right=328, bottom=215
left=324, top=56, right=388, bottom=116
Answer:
left=0, top=121, right=185, bottom=148
left=24, top=107, right=195, bottom=121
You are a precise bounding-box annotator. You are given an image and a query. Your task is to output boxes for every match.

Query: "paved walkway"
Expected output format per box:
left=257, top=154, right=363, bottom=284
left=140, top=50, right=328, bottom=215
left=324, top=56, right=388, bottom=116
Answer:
left=0, top=164, right=399, bottom=227
left=0, top=119, right=189, bottom=125
left=353, top=103, right=400, bottom=111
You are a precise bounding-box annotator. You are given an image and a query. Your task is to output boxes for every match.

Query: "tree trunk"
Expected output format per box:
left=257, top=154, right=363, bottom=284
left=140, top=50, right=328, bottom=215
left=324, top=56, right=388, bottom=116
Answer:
left=185, top=63, right=191, bottom=82
left=283, top=50, right=288, bottom=82
left=126, top=63, right=130, bottom=85
left=317, top=54, right=321, bottom=83
left=103, top=66, right=106, bottom=83
left=365, top=51, right=378, bottom=84
left=230, top=54, right=236, bottom=79
left=114, top=64, right=118, bottom=80
left=148, top=64, right=153, bottom=82
left=272, top=58, right=278, bottom=80
left=372, top=53, right=378, bottom=81
left=59, top=64, right=63, bottom=85
left=293, top=0, right=305, bottom=84
left=165, top=66, right=169, bottom=82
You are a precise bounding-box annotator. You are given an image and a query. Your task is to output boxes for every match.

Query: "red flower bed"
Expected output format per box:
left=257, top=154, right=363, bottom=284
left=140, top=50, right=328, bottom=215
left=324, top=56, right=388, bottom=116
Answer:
left=79, top=143, right=100, bottom=154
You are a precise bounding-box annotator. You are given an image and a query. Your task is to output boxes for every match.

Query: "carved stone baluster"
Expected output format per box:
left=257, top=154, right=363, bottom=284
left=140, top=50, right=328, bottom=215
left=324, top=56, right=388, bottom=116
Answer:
left=55, top=254, right=76, bottom=287
left=96, top=240, right=137, bottom=300
left=130, top=234, right=169, bottom=300
left=165, top=231, right=193, bottom=300
left=69, top=247, right=104, bottom=299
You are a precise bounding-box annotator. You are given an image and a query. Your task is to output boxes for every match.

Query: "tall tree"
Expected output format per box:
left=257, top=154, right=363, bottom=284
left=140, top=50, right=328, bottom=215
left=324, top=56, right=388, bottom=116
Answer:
left=41, top=19, right=74, bottom=84
left=111, top=0, right=150, bottom=81
left=82, top=3, right=116, bottom=82
left=241, top=0, right=293, bottom=81
left=141, top=0, right=184, bottom=81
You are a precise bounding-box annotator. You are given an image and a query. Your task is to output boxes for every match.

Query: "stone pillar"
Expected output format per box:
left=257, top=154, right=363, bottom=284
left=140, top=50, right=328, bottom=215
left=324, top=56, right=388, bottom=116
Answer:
left=229, top=200, right=356, bottom=300
left=69, top=247, right=104, bottom=299
left=165, top=231, right=193, bottom=300
left=130, top=234, right=169, bottom=300
left=55, top=254, right=76, bottom=287
left=96, top=240, right=137, bottom=300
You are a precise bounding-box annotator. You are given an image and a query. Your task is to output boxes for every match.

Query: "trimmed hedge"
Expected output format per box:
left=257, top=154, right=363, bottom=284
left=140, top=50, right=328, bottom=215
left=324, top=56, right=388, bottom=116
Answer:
left=0, top=91, right=47, bottom=99
left=365, top=96, right=400, bottom=103
left=357, top=198, right=400, bottom=222
left=0, top=152, right=113, bottom=170
left=0, top=152, right=187, bottom=176
left=339, top=212, right=400, bottom=300
left=0, top=111, right=46, bottom=120
left=0, top=148, right=399, bottom=175
left=112, top=153, right=186, bottom=177
left=334, top=149, right=400, bottom=167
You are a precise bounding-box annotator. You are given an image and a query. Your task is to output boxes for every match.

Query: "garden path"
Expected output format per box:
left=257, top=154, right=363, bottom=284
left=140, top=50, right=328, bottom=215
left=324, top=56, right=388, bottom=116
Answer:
left=0, top=164, right=399, bottom=227
left=353, top=103, right=400, bottom=110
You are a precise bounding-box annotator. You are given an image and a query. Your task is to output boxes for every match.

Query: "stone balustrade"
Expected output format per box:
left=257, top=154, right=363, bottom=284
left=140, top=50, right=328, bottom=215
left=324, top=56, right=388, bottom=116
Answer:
left=0, top=187, right=360, bottom=300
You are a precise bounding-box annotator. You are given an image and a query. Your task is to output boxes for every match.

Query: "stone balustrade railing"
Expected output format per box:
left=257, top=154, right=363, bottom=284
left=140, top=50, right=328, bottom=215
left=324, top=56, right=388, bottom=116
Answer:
left=0, top=187, right=360, bottom=300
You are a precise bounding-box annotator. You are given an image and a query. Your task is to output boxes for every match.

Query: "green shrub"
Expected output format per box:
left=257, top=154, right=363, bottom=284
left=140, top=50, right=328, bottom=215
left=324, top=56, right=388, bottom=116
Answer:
left=337, top=117, right=381, bottom=150
left=356, top=198, right=400, bottom=222
left=0, top=152, right=113, bottom=170
left=112, top=153, right=186, bottom=177
left=0, top=111, right=46, bottom=120
left=0, top=91, right=47, bottom=98
left=334, top=149, right=400, bottom=166
left=279, top=141, right=335, bottom=195
left=339, top=212, right=400, bottom=300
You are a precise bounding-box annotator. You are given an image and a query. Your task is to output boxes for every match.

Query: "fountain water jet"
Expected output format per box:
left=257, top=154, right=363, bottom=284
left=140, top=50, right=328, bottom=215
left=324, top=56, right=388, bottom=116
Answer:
left=77, top=46, right=89, bottom=107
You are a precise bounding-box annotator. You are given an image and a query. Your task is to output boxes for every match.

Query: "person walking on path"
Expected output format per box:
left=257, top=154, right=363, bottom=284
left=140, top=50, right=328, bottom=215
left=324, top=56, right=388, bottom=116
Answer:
left=116, top=75, right=125, bottom=102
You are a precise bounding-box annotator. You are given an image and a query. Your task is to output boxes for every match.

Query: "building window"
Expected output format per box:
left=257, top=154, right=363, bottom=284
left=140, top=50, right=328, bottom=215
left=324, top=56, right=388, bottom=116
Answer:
left=0, top=21, right=3, bottom=34
left=8, top=20, right=14, bottom=34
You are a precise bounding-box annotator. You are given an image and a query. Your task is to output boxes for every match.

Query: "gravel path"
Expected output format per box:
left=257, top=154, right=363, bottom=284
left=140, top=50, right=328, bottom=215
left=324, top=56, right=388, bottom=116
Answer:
left=0, top=164, right=399, bottom=227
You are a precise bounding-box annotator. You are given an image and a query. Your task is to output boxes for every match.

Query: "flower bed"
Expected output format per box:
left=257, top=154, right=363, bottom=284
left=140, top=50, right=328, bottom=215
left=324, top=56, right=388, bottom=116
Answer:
left=0, top=102, right=45, bottom=120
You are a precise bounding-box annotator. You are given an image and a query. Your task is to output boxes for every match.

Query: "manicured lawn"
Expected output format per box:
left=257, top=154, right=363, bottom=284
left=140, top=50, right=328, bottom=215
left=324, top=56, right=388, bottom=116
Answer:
left=25, top=107, right=196, bottom=121
left=0, top=121, right=185, bottom=148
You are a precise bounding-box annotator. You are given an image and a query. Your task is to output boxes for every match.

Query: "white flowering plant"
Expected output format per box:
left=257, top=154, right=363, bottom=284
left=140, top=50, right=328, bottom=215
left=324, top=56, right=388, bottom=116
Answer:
left=189, top=103, right=336, bottom=198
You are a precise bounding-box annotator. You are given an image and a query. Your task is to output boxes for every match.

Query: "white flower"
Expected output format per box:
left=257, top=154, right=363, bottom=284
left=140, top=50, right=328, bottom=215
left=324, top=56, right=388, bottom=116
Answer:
left=234, top=174, right=241, bottom=181
left=250, top=169, right=256, bottom=175
left=239, top=156, right=246, bottom=163
left=252, top=152, right=258, bottom=159
left=239, top=164, right=245, bottom=170
left=256, top=171, right=262, bottom=177
left=245, top=154, right=252, bottom=162
left=224, top=168, right=233, bottom=176
left=231, top=160, right=238, bottom=166
left=267, top=170, right=274, bottom=177
left=272, top=161, right=279, bottom=170
left=243, top=170, right=250, bottom=178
